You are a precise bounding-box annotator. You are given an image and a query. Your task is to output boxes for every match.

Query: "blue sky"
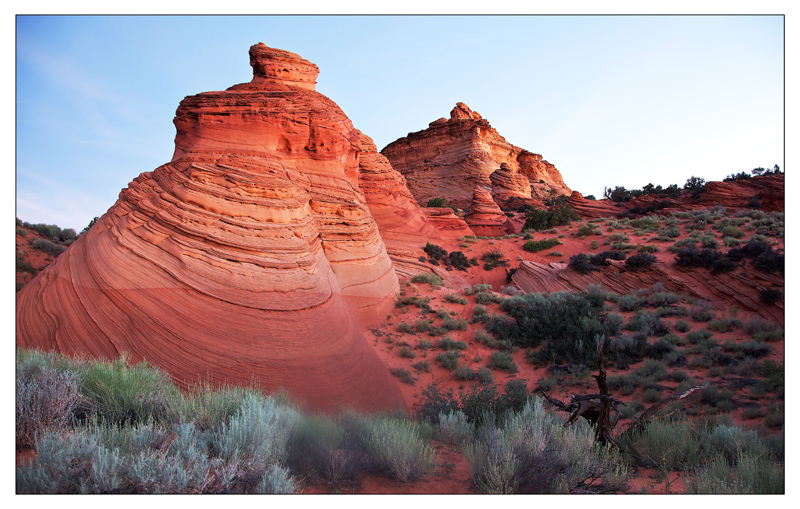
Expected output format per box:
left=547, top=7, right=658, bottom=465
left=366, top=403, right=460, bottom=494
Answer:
left=15, top=14, right=784, bottom=231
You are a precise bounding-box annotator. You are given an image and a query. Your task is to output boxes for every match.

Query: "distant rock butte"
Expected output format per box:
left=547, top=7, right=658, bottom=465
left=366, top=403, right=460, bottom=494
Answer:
left=381, top=102, right=571, bottom=209
left=464, top=186, right=515, bottom=237
left=16, top=43, right=408, bottom=414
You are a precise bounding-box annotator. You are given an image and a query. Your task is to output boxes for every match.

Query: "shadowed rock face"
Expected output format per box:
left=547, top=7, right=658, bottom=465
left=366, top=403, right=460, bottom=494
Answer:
left=16, top=43, right=407, bottom=414
left=464, top=186, right=515, bottom=237
left=381, top=102, right=571, bottom=209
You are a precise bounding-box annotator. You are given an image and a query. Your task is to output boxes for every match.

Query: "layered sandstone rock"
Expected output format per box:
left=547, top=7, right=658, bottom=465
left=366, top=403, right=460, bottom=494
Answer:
left=421, top=207, right=474, bottom=239
left=16, top=43, right=406, bottom=414
left=381, top=102, right=571, bottom=209
left=356, top=131, right=442, bottom=272
left=567, top=191, right=623, bottom=219
left=490, top=163, right=532, bottom=205
left=464, top=186, right=514, bottom=237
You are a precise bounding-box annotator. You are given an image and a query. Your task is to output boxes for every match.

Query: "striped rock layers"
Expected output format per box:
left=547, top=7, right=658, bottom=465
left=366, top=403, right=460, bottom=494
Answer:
left=16, top=43, right=407, bottom=414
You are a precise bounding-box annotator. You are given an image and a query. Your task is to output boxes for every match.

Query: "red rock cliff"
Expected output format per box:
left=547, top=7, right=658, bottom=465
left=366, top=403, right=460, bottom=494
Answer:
left=381, top=102, right=571, bottom=209
left=16, top=43, right=406, bottom=414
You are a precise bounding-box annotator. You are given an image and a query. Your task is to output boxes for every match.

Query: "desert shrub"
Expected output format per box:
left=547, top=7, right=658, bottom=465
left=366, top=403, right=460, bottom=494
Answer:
left=80, top=355, right=181, bottom=426
left=465, top=283, right=492, bottom=295
left=435, top=351, right=462, bottom=371
left=16, top=366, right=82, bottom=450
left=361, top=417, right=435, bottom=482
left=627, top=311, right=669, bottom=337
left=436, top=337, right=468, bottom=351
left=568, top=253, right=594, bottom=274
left=688, top=300, right=716, bottom=321
left=411, top=361, right=432, bottom=375
left=463, top=398, right=629, bottom=493
left=706, top=318, right=742, bottom=333
left=482, top=250, right=510, bottom=270
left=589, top=250, right=627, bottom=266
left=759, top=288, right=782, bottom=305
left=475, top=291, right=504, bottom=305
left=623, top=418, right=701, bottom=471
left=444, top=293, right=468, bottom=305
left=743, top=317, right=778, bottom=336
left=637, top=244, right=659, bottom=253
left=617, top=294, right=647, bottom=312
left=410, top=273, right=442, bottom=286
left=490, top=292, right=611, bottom=368
left=389, top=367, right=416, bottom=385
left=751, top=249, right=784, bottom=275
left=606, top=312, right=625, bottom=335
left=427, top=197, right=447, bottom=207
left=674, top=319, right=692, bottom=333
left=633, top=359, right=668, bottom=382
left=720, top=225, right=745, bottom=239
left=212, top=395, right=297, bottom=468
left=398, top=346, right=417, bottom=359
left=397, top=322, right=414, bottom=333
left=686, top=329, right=713, bottom=344
left=687, top=453, right=784, bottom=494
left=649, top=336, right=677, bottom=361
left=435, top=410, right=474, bottom=445
left=487, top=352, right=517, bottom=373
left=610, top=335, right=649, bottom=371
left=472, top=304, right=487, bottom=316
left=477, top=367, right=494, bottom=385
left=522, top=238, right=561, bottom=252
left=453, top=364, right=477, bottom=381
left=523, top=204, right=578, bottom=231
left=414, top=319, right=433, bottom=333
left=31, top=238, right=66, bottom=256
left=625, top=252, right=656, bottom=270
left=648, top=291, right=680, bottom=307
left=641, top=387, right=663, bottom=404
left=674, top=247, right=725, bottom=270
left=441, top=316, right=468, bottom=332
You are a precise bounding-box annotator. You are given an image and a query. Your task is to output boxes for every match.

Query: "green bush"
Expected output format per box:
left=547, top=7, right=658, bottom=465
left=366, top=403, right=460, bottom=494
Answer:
left=81, top=355, right=181, bottom=426
left=523, top=204, right=579, bottom=231
left=453, top=364, right=477, bottom=381
left=436, top=337, right=468, bottom=351
left=522, top=238, right=561, bottom=253
left=362, top=418, right=435, bottom=482
left=444, top=293, right=468, bottom=305
left=411, top=360, right=431, bottom=373
left=410, top=273, right=443, bottom=287
left=487, top=352, right=518, bottom=373
left=427, top=197, right=447, bottom=208
left=31, top=238, right=67, bottom=256
left=390, top=367, right=416, bottom=385
left=435, top=351, right=462, bottom=371
left=492, top=292, right=612, bottom=368
left=463, top=398, right=629, bottom=493
left=435, top=410, right=474, bottom=445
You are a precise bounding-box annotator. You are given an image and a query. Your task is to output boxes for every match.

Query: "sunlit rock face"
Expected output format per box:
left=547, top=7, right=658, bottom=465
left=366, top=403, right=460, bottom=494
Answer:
left=381, top=102, right=571, bottom=209
left=16, top=43, right=407, bottom=414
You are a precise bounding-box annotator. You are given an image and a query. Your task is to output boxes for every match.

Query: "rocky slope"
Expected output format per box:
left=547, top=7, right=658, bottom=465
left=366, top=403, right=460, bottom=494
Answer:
left=16, top=43, right=407, bottom=414
left=381, top=102, right=571, bottom=209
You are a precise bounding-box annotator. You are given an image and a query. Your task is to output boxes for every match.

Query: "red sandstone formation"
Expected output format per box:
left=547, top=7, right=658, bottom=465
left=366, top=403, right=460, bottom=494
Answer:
left=511, top=260, right=783, bottom=327
left=16, top=43, right=407, bottom=414
left=421, top=207, right=475, bottom=239
left=489, top=163, right=532, bottom=206
left=356, top=131, right=443, bottom=275
left=464, top=186, right=515, bottom=237
left=567, top=191, right=623, bottom=219
left=381, top=102, right=571, bottom=209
